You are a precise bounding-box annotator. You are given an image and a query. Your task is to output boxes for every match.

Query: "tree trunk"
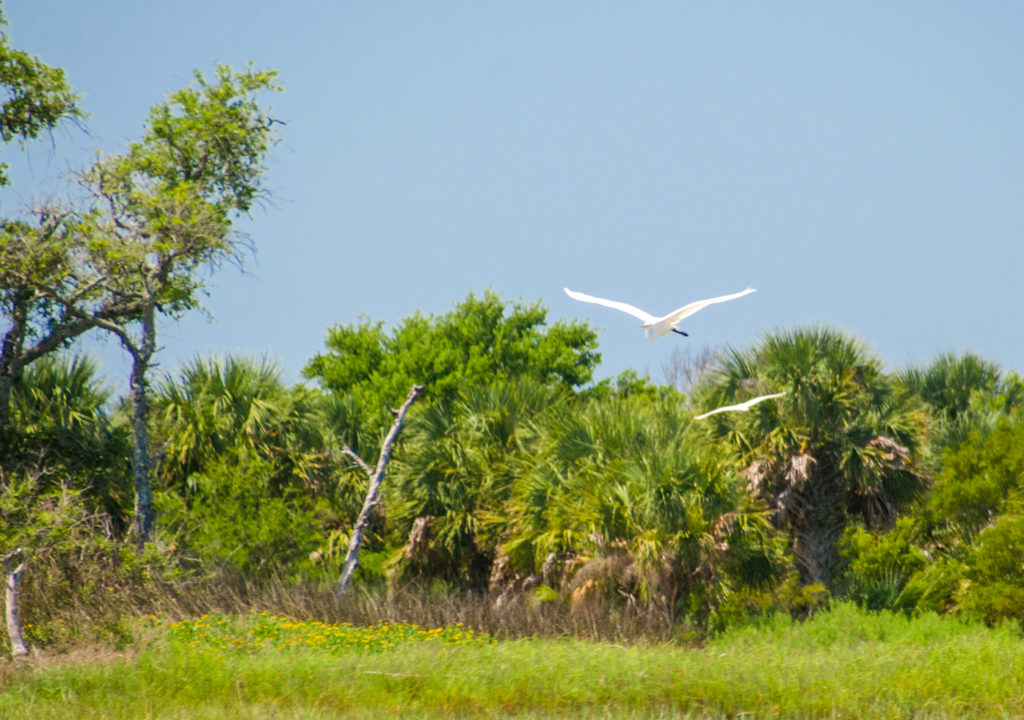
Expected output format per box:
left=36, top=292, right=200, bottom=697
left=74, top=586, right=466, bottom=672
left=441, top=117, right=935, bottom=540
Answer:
left=121, top=303, right=157, bottom=551
left=0, top=295, right=29, bottom=455
left=789, top=468, right=845, bottom=590
left=129, top=349, right=154, bottom=550
left=3, top=549, right=28, bottom=658
left=0, top=370, right=14, bottom=455
left=335, top=384, right=424, bottom=598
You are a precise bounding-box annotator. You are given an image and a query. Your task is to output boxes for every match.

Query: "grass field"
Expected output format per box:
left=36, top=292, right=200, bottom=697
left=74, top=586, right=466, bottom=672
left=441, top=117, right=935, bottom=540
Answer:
left=2, top=602, right=1022, bottom=719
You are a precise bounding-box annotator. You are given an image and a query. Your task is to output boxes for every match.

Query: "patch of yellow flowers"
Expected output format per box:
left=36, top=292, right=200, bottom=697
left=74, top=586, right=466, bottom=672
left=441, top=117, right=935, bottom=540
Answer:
left=149, top=612, right=491, bottom=655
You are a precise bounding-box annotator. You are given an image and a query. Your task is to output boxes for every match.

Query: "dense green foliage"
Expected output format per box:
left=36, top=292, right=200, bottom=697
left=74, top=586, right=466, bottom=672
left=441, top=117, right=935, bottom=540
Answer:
left=4, top=307, right=1024, bottom=646
left=0, top=17, right=281, bottom=547
left=898, top=352, right=1024, bottom=472
left=304, top=290, right=599, bottom=438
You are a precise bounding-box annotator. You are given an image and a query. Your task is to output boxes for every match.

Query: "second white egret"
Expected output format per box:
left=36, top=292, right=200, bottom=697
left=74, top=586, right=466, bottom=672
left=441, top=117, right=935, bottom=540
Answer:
left=694, top=392, right=786, bottom=420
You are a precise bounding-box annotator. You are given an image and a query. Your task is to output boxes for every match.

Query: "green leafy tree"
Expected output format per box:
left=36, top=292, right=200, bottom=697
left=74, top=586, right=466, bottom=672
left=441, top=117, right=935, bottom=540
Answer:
left=835, top=518, right=928, bottom=611
left=304, top=290, right=600, bottom=440
left=922, top=417, right=1024, bottom=543
left=156, top=449, right=330, bottom=581
left=959, top=510, right=1024, bottom=626
left=0, top=9, right=90, bottom=447
left=0, top=5, right=83, bottom=187
left=886, top=412, right=1024, bottom=622
left=698, top=326, right=927, bottom=590
left=77, top=65, right=281, bottom=546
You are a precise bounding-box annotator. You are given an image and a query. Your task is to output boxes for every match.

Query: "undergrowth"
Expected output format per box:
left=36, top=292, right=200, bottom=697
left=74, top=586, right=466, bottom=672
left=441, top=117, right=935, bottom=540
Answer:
left=2, top=603, right=1023, bottom=719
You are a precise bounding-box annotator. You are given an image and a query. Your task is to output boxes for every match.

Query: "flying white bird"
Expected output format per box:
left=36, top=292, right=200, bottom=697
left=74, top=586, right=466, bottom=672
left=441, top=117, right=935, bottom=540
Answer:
left=694, top=392, right=786, bottom=420
left=563, top=286, right=756, bottom=341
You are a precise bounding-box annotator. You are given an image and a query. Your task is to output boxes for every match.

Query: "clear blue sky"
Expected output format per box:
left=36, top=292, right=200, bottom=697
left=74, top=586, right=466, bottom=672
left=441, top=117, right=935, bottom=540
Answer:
left=5, top=2, right=1023, bottom=390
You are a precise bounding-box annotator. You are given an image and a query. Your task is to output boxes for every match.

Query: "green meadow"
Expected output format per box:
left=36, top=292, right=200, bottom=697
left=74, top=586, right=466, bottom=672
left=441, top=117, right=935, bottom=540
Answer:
left=3, top=603, right=1022, bottom=719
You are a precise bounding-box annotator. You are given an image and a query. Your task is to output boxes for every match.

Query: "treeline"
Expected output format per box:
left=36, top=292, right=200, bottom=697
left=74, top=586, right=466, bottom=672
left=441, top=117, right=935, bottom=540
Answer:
left=2, top=11, right=1024, bottom=645
left=3, top=290, right=1024, bottom=634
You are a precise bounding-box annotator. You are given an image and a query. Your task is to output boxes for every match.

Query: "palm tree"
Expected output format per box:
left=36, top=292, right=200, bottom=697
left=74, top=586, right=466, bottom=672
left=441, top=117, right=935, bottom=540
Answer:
left=151, top=355, right=348, bottom=579
left=11, top=354, right=111, bottom=451
left=8, top=355, right=132, bottom=522
left=503, top=392, right=766, bottom=620
left=387, top=378, right=561, bottom=588
left=152, top=355, right=327, bottom=494
left=697, top=326, right=926, bottom=590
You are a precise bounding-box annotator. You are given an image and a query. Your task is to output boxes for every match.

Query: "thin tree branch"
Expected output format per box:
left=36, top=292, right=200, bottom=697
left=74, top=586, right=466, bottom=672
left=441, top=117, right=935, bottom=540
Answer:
left=340, top=443, right=373, bottom=478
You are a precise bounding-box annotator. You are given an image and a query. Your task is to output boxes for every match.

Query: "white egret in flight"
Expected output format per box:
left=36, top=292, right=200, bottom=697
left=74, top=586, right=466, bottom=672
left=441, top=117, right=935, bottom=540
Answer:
left=694, top=392, right=786, bottom=420
left=563, top=286, right=756, bottom=341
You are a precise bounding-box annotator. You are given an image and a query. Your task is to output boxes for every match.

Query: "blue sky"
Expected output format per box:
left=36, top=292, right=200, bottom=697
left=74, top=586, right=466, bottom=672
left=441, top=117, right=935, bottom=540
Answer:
left=4, top=2, right=1023, bottom=391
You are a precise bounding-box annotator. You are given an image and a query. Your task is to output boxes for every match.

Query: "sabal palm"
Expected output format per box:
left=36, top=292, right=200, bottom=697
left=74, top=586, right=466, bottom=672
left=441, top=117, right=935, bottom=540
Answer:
left=152, top=355, right=324, bottom=492
left=12, top=355, right=109, bottom=434
left=388, top=378, right=560, bottom=587
left=699, top=326, right=926, bottom=589
left=8, top=354, right=131, bottom=520
left=505, top=394, right=762, bottom=614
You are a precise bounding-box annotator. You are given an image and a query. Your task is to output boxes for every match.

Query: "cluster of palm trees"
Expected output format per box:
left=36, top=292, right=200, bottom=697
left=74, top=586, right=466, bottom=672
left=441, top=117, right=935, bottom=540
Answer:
left=3, top=300, right=1023, bottom=625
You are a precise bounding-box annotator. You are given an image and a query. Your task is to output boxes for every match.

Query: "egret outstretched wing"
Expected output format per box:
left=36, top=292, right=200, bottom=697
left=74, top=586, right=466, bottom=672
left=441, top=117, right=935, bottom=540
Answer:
left=662, top=287, right=757, bottom=325
left=694, top=391, right=786, bottom=420
left=563, top=288, right=657, bottom=324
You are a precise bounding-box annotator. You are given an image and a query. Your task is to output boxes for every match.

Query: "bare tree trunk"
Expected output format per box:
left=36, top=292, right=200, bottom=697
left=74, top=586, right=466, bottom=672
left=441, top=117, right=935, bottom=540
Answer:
left=120, top=304, right=157, bottom=551
left=335, top=384, right=424, bottom=598
left=129, top=350, right=154, bottom=550
left=3, top=548, right=28, bottom=658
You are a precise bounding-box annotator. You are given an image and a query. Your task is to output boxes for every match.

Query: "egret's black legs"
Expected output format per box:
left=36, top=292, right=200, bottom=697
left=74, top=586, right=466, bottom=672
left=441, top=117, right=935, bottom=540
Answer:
left=671, top=328, right=689, bottom=337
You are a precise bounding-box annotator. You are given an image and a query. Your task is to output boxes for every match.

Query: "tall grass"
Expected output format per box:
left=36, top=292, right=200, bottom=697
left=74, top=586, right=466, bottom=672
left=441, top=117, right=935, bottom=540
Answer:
left=2, top=603, right=1023, bottom=719
left=8, top=570, right=694, bottom=655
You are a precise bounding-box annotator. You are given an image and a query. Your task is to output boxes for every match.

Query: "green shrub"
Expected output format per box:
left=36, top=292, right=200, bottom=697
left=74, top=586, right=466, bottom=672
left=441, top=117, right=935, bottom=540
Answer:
left=157, top=449, right=333, bottom=582
left=898, top=557, right=967, bottom=615
left=960, top=512, right=1024, bottom=626
left=0, top=476, right=179, bottom=655
left=837, top=518, right=928, bottom=611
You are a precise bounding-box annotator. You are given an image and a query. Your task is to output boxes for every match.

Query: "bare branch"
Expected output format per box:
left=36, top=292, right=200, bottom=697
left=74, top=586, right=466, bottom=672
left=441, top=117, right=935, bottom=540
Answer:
left=340, top=443, right=373, bottom=478
left=336, top=384, right=425, bottom=597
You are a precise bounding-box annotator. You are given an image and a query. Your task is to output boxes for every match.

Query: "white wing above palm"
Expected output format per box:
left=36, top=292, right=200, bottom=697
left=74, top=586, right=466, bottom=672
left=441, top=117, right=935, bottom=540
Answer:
left=694, top=392, right=786, bottom=420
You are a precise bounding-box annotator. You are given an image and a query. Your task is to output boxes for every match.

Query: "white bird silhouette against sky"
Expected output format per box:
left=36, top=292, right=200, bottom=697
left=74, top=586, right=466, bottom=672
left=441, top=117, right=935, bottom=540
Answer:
left=563, top=287, right=756, bottom=341
left=694, top=392, right=786, bottom=420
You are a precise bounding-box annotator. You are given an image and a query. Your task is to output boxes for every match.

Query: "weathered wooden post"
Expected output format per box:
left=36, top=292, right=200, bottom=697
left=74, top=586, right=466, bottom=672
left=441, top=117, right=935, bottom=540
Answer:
left=3, top=548, right=28, bottom=658
left=335, top=384, right=424, bottom=598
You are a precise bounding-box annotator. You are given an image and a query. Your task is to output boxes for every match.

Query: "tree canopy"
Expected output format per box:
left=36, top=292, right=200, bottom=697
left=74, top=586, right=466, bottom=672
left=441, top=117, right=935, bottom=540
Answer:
left=0, top=6, right=82, bottom=186
left=304, top=290, right=600, bottom=438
